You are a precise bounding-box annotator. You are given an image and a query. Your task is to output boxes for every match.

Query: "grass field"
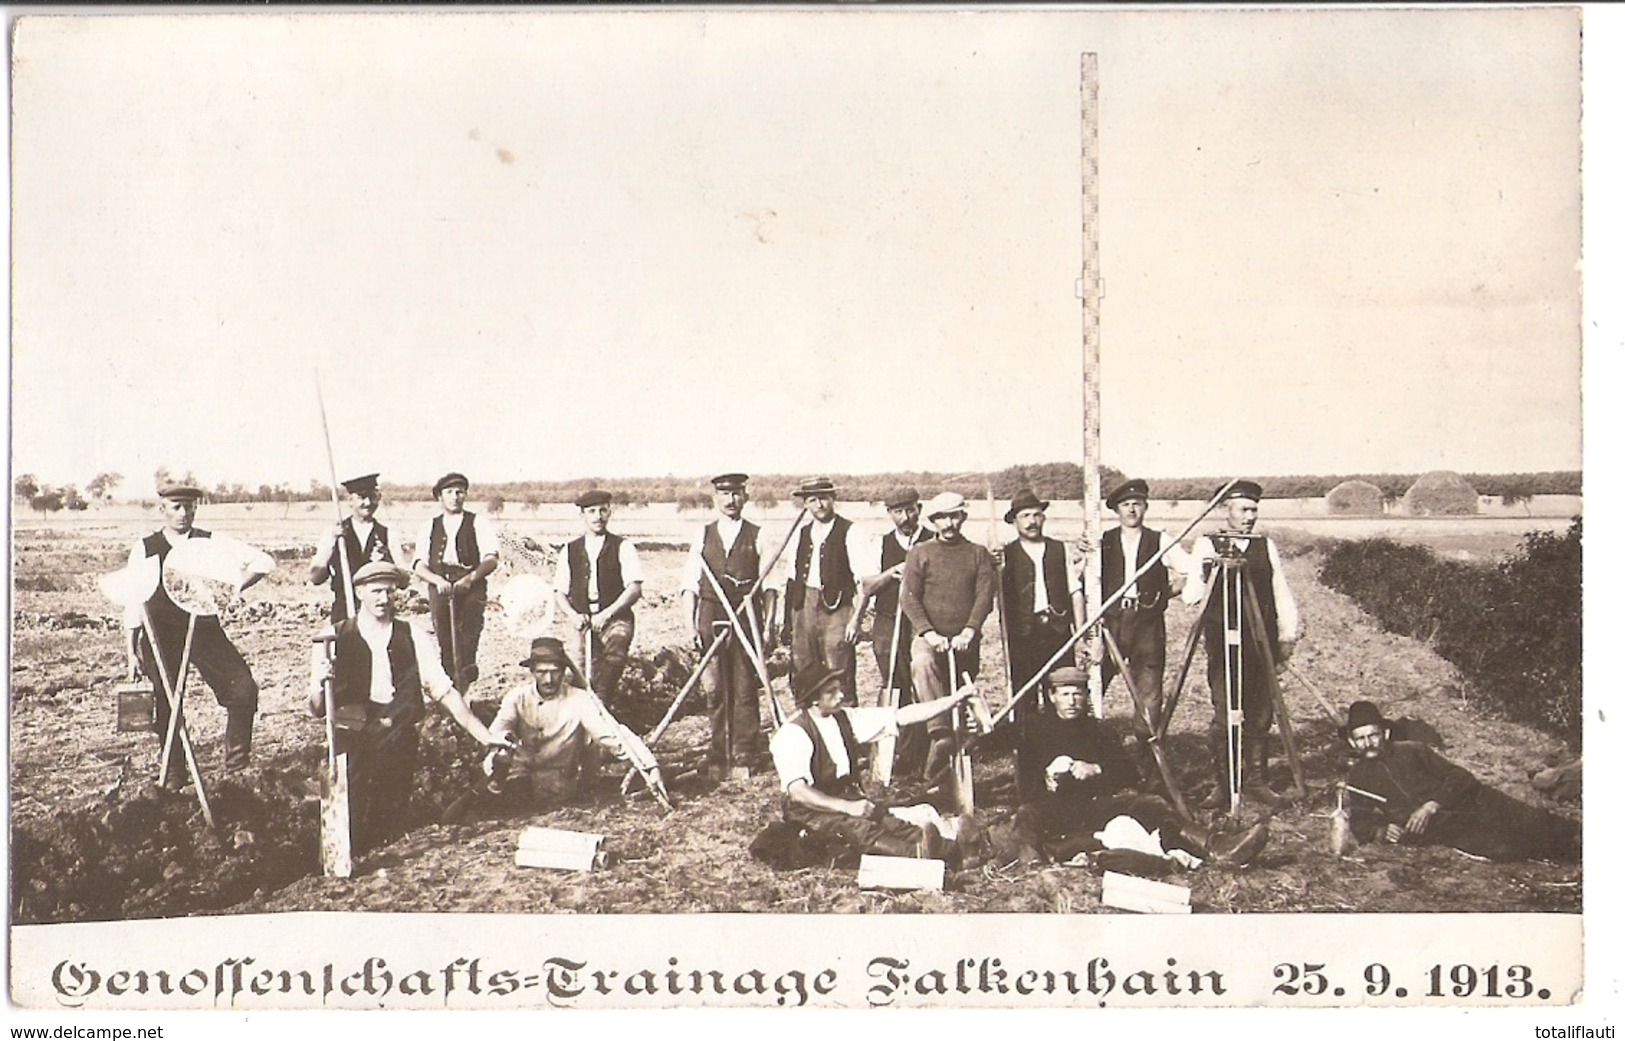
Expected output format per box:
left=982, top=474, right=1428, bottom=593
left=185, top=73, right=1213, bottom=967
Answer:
left=8, top=504, right=1582, bottom=922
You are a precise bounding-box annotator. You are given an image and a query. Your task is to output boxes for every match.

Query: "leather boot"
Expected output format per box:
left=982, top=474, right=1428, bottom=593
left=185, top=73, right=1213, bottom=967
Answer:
left=1210, top=820, right=1271, bottom=867
left=1241, top=744, right=1282, bottom=809
left=922, top=732, right=954, bottom=790
left=223, top=710, right=254, bottom=772
left=1199, top=727, right=1231, bottom=809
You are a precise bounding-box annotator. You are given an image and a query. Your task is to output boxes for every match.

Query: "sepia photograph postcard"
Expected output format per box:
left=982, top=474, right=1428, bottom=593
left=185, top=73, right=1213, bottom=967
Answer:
left=5, top=2, right=1616, bottom=1026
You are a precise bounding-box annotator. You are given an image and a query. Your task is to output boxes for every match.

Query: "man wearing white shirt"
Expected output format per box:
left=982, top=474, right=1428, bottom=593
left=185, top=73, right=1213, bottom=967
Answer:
left=1000, top=489, right=1086, bottom=720
left=308, top=562, right=507, bottom=850
left=1181, top=480, right=1301, bottom=808
left=784, top=477, right=866, bottom=705
left=678, top=473, right=783, bottom=781
left=124, top=481, right=275, bottom=775
left=854, top=486, right=934, bottom=778
left=1098, top=478, right=1192, bottom=776
left=411, top=471, right=501, bottom=694
left=307, top=472, right=409, bottom=623
left=554, top=488, right=644, bottom=711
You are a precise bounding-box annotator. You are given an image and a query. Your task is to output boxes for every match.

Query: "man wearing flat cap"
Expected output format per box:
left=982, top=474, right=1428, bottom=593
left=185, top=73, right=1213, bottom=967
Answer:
left=124, top=480, right=275, bottom=775
left=411, top=472, right=502, bottom=694
left=1098, top=478, right=1191, bottom=777
left=308, top=561, right=508, bottom=849
left=443, top=636, right=663, bottom=821
left=1182, top=480, right=1300, bottom=808
left=678, top=473, right=784, bottom=780
left=1340, top=701, right=1578, bottom=863
left=900, top=491, right=997, bottom=783
left=308, top=473, right=409, bottom=623
left=1000, top=488, right=1086, bottom=724
left=553, top=488, right=644, bottom=712
left=784, top=477, right=865, bottom=705
left=854, top=486, right=935, bottom=778
left=973, top=667, right=1268, bottom=869
left=768, top=664, right=977, bottom=861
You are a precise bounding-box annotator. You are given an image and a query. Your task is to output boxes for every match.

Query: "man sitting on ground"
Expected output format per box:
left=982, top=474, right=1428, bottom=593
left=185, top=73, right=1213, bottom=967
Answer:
left=1341, top=700, right=1579, bottom=863
left=974, top=667, right=1269, bottom=871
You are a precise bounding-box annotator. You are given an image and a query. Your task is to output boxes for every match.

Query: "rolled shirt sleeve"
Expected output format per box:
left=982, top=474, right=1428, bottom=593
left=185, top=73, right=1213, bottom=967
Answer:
left=1266, top=538, right=1300, bottom=642
left=411, top=622, right=459, bottom=704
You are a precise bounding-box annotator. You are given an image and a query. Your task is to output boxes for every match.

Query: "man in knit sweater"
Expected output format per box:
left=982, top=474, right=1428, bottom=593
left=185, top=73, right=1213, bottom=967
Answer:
left=900, top=491, right=997, bottom=783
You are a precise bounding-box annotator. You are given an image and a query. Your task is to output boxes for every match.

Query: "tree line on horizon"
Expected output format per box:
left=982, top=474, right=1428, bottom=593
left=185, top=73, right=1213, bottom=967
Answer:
left=11, top=464, right=1583, bottom=515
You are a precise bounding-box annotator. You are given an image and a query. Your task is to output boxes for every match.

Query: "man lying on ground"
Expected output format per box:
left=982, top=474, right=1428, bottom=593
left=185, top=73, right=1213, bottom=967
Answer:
left=1341, top=700, right=1579, bottom=863
left=442, top=636, right=662, bottom=823
left=972, top=667, right=1269, bottom=872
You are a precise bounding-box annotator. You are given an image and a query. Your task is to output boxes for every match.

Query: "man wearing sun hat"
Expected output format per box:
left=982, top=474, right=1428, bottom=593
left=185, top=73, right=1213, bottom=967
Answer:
left=1098, top=477, right=1192, bottom=777
left=124, top=479, right=275, bottom=775
left=1000, top=488, right=1086, bottom=726
left=411, top=471, right=502, bottom=694
left=678, top=472, right=784, bottom=780
left=855, top=485, right=935, bottom=778
left=784, top=477, right=866, bottom=705
left=308, top=561, right=508, bottom=849
left=1340, top=700, right=1578, bottom=863
left=900, top=490, right=997, bottom=783
left=553, top=488, right=644, bottom=712
left=308, top=472, right=409, bottom=623
left=1182, top=480, right=1300, bottom=809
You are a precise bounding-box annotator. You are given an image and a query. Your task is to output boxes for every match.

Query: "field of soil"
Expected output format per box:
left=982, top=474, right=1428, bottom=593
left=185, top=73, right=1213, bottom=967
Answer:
left=8, top=508, right=1582, bottom=922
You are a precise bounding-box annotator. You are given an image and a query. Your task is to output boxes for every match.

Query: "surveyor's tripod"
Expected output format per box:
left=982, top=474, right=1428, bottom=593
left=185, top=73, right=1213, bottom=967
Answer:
left=1158, top=532, right=1306, bottom=816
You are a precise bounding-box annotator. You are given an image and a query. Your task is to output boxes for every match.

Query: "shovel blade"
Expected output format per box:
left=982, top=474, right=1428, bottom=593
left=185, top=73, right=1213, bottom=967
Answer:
left=320, top=754, right=354, bottom=879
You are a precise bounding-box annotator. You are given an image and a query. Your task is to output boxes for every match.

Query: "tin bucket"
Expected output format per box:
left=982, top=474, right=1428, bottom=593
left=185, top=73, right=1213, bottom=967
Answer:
left=115, top=681, right=155, bottom=733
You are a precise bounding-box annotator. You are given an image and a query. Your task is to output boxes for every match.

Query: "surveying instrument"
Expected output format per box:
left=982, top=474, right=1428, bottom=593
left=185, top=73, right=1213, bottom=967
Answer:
left=1159, top=527, right=1306, bottom=817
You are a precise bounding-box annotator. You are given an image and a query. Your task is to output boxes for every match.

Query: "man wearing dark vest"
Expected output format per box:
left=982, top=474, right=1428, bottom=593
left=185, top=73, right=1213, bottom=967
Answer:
left=784, top=477, right=865, bottom=705
left=307, top=472, right=408, bottom=623
left=411, top=472, right=501, bottom=694
left=768, top=665, right=975, bottom=860
left=1000, top=489, right=1085, bottom=716
left=1098, top=478, right=1191, bottom=777
left=1182, top=481, right=1300, bottom=809
left=553, top=488, right=644, bottom=711
left=855, top=486, right=934, bottom=779
left=679, top=473, right=783, bottom=781
left=308, top=562, right=506, bottom=851
left=122, top=481, right=275, bottom=776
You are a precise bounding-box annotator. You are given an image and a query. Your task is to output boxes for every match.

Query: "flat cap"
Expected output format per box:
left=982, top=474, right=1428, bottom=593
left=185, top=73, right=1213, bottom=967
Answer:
left=792, top=477, right=838, bottom=499
left=342, top=473, right=380, bottom=495
left=575, top=488, right=613, bottom=509
left=883, top=486, right=922, bottom=510
left=353, top=561, right=408, bottom=588
left=923, top=491, right=969, bottom=520
left=156, top=481, right=204, bottom=501
left=711, top=473, right=749, bottom=490
left=1047, top=666, right=1089, bottom=689
left=432, top=472, right=470, bottom=497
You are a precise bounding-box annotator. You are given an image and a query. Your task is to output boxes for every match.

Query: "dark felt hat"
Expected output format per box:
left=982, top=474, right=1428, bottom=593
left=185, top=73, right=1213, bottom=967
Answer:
left=353, top=562, right=407, bottom=588
left=711, top=473, right=749, bottom=491
left=575, top=488, right=613, bottom=509
left=1106, top=478, right=1150, bottom=511
left=1339, top=700, right=1391, bottom=744
left=883, top=486, right=922, bottom=510
left=519, top=636, right=570, bottom=668
left=792, top=477, right=838, bottom=499
left=1004, top=489, right=1050, bottom=524
left=432, top=472, right=470, bottom=497
left=1219, top=479, right=1264, bottom=503
left=156, top=481, right=204, bottom=501
left=794, top=664, right=845, bottom=709
left=342, top=473, right=380, bottom=495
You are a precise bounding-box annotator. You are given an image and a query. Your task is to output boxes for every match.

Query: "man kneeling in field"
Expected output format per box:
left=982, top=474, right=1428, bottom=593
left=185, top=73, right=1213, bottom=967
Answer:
left=765, top=665, right=976, bottom=862
left=443, top=636, right=662, bottom=822
left=975, top=667, right=1269, bottom=873
left=1341, top=700, right=1579, bottom=863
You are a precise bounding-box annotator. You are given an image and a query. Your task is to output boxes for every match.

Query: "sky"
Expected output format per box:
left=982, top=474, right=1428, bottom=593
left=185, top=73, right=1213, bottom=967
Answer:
left=8, top=8, right=1585, bottom=495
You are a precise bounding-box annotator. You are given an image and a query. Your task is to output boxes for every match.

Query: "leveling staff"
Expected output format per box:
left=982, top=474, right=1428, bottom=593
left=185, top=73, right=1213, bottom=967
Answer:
left=1182, top=480, right=1300, bottom=808
left=308, top=472, right=408, bottom=623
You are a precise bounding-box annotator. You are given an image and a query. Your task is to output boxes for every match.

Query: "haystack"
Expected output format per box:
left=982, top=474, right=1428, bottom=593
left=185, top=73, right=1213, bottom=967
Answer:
left=1325, top=479, right=1385, bottom=516
left=1403, top=471, right=1478, bottom=516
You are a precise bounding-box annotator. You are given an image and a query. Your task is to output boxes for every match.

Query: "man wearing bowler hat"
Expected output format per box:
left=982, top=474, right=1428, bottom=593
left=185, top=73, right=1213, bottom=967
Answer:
left=855, top=486, right=935, bottom=778
left=554, top=488, right=644, bottom=712
left=124, top=480, right=275, bottom=775
left=678, top=473, right=784, bottom=780
left=1098, top=478, right=1192, bottom=777
left=784, top=477, right=865, bottom=705
left=1182, top=480, right=1300, bottom=808
left=1000, top=488, right=1086, bottom=716
left=308, top=472, right=409, bottom=623
left=308, top=561, right=508, bottom=850
left=900, top=491, right=997, bottom=784
left=411, top=471, right=501, bottom=694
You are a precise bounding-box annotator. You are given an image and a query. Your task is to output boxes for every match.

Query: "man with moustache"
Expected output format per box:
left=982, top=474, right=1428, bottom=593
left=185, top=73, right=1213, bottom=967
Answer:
left=553, top=488, right=644, bottom=711
left=308, top=472, right=409, bottom=623
left=854, top=486, right=934, bottom=779
left=1000, top=488, right=1087, bottom=715
left=783, top=477, right=865, bottom=704
left=411, top=472, right=502, bottom=694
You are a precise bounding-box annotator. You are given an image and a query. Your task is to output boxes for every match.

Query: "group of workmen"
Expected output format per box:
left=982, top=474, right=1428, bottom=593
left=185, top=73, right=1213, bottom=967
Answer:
left=120, top=470, right=1579, bottom=871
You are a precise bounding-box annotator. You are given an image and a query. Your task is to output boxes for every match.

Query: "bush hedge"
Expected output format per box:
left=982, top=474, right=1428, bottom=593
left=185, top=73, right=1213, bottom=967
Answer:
left=1318, top=520, right=1581, bottom=744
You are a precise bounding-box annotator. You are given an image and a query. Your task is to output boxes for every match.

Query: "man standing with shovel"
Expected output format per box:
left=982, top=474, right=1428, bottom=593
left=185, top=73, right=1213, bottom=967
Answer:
left=855, top=486, right=933, bottom=782
left=123, top=480, right=274, bottom=776
left=553, top=488, right=644, bottom=712
left=412, top=472, right=501, bottom=694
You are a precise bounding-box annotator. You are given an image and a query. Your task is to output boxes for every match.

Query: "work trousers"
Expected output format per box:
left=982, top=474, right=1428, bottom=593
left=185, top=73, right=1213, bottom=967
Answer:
left=427, top=584, right=486, bottom=693
left=1394, top=789, right=1581, bottom=863
left=871, top=609, right=925, bottom=778
left=1007, top=612, right=1072, bottom=721
left=1014, top=792, right=1185, bottom=863
left=1101, top=605, right=1168, bottom=740
left=789, top=585, right=856, bottom=704
left=574, top=614, right=635, bottom=711
left=697, top=600, right=765, bottom=772
left=783, top=794, right=926, bottom=857
left=137, top=617, right=259, bottom=774
left=336, top=722, right=420, bottom=853
left=909, top=633, right=980, bottom=737
left=1205, top=628, right=1277, bottom=786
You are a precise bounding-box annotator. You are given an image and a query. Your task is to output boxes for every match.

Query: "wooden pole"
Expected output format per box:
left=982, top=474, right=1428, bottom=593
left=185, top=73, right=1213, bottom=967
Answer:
left=1079, top=52, right=1104, bottom=720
